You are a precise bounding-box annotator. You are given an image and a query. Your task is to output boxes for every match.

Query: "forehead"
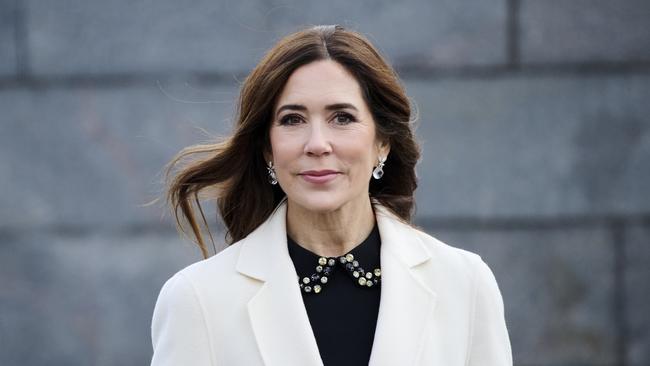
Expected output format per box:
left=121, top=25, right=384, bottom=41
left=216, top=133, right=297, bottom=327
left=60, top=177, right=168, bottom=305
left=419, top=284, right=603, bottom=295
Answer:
left=275, top=60, right=365, bottom=111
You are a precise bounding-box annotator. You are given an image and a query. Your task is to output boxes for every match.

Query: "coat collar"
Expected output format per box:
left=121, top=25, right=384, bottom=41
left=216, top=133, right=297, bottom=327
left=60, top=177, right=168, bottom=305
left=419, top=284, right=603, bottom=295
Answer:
left=236, top=199, right=438, bottom=366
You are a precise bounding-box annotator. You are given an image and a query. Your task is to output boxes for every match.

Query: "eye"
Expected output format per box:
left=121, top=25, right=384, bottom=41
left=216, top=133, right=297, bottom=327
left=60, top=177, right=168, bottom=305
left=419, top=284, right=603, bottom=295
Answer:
left=279, top=114, right=304, bottom=126
left=333, top=112, right=357, bottom=124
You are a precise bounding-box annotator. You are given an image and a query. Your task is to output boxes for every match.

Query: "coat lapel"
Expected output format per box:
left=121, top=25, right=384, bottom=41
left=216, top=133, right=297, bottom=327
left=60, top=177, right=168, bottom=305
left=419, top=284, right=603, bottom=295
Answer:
left=236, top=200, right=437, bottom=366
left=236, top=199, right=324, bottom=366
left=369, top=205, right=438, bottom=366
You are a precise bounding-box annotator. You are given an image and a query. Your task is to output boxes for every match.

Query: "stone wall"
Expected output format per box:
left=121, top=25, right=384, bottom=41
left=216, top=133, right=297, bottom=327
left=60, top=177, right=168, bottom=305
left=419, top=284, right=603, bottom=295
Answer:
left=1, top=1, right=649, bottom=365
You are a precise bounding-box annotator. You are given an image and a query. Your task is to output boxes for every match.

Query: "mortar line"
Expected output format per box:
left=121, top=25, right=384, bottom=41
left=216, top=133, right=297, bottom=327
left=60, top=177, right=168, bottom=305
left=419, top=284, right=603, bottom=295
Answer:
left=610, top=219, right=627, bottom=366
left=13, top=0, right=30, bottom=77
left=2, top=61, right=650, bottom=91
left=506, top=0, right=520, bottom=68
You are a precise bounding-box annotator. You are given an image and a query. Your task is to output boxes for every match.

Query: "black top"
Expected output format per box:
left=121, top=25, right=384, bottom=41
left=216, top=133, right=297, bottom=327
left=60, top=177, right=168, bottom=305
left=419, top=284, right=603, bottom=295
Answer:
left=287, top=223, right=382, bottom=366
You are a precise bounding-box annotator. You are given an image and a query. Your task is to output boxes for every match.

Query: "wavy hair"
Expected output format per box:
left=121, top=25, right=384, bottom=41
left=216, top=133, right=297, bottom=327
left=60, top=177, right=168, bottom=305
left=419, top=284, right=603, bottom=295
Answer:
left=162, top=25, right=420, bottom=258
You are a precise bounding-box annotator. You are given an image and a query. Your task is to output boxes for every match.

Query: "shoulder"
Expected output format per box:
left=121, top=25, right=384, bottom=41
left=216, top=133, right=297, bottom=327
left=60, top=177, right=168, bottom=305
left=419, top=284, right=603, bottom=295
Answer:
left=186, top=235, right=259, bottom=282
left=423, top=228, right=485, bottom=271
left=400, top=219, right=484, bottom=267
left=156, top=200, right=287, bottom=300
left=409, top=223, right=504, bottom=303
left=156, top=239, right=250, bottom=301
left=395, top=221, right=507, bottom=323
left=390, top=225, right=512, bottom=363
left=374, top=203, right=485, bottom=273
left=151, top=244, right=248, bottom=365
left=391, top=218, right=497, bottom=289
left=177, top=241, right=244, bottom=281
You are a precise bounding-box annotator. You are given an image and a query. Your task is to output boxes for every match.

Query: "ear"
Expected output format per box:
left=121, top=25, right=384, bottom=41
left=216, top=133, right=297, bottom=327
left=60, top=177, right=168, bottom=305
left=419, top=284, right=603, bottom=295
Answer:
left=262, top=144, right=273, bottom=164
left=376, top=139, right=391, bottom=160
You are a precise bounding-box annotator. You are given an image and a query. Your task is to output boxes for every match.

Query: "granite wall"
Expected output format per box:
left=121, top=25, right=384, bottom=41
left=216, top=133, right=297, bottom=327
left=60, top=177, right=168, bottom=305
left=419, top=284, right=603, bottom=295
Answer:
left=1, top=0, right=649, bottom=365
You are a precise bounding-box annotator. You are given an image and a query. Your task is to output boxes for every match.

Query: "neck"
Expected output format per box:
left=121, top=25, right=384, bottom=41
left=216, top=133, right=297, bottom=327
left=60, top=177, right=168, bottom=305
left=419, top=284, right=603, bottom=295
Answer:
left=286, top=197, right=376, bottom=258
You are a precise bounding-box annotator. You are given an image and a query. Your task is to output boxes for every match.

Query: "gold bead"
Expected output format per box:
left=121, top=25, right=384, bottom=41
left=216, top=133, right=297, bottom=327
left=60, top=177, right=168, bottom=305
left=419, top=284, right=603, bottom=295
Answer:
left=374, top=269, right=381, bottom=277
left=345, top=253, right=354, bottom=262
left=318, top=257, right=327, bottom=266
left=358, top=277, right=367, bottom=286
left=314, top=285, right=321, bottom=293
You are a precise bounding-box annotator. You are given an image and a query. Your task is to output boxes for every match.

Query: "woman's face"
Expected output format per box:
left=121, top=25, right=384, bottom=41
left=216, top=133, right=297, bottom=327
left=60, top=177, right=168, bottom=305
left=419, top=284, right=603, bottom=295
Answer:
left=268, top=59, right=389, bottom=213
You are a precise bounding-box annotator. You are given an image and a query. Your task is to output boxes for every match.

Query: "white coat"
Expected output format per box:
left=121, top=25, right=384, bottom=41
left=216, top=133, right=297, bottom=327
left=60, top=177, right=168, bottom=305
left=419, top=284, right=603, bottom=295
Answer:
left=151, top=199, right=512, bottom=365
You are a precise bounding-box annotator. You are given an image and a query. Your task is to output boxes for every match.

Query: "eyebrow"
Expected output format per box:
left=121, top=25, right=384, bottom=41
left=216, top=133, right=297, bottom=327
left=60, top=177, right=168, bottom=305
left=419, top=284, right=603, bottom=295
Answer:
left=275, top=103, right=358, bottom=117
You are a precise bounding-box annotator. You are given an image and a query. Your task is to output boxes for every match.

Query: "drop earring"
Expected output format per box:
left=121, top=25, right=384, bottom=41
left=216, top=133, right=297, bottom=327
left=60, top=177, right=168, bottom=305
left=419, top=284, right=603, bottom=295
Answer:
left=372, top=156, right=386, bottom=180
left=267, top=161, right=278, bottom=185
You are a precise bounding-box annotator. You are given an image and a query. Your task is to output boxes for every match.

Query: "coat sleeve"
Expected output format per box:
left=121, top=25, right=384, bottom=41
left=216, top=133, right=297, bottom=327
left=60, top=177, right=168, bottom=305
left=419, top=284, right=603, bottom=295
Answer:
left=465, top=259, right=513, bottom=366
left=151, top=272, right=214, bottom=366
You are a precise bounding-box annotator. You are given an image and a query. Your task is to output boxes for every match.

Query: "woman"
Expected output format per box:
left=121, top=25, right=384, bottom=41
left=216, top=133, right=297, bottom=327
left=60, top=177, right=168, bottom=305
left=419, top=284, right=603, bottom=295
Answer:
left=151, top=25, right=512, bottom=366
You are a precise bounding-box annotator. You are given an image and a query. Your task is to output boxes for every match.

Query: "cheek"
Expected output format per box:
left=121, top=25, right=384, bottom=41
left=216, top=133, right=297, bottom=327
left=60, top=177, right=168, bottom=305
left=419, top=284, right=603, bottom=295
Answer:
left=269, top=128, right=282, bottom=154
left=333, top=126, right=374, bottom=158
left=341, top=144, right=376, bottom=177
left=269, top=129, right=300, bottom=169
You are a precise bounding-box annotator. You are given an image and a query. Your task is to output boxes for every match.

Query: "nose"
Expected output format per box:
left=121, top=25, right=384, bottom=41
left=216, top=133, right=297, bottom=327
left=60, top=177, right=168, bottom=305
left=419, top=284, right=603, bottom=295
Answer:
left=304, top=121, right=332, bottom=156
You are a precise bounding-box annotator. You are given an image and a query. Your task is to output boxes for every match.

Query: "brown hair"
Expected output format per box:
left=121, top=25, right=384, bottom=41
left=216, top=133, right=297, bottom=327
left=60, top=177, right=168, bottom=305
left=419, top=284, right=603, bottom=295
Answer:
left=163, top=25, right=420, bottom=258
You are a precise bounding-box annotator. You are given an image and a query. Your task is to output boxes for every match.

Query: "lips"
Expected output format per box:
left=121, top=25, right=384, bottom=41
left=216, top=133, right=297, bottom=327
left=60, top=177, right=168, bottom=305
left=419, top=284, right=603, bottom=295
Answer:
left=300, top=170, right=339, bottom=176
left=299, top=170, right=340, bottom=184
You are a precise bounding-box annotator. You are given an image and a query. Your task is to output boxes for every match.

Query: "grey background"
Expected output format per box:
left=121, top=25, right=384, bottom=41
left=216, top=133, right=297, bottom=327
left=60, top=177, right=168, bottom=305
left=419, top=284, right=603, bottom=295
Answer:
left=1, top=0, right=649, bottom=365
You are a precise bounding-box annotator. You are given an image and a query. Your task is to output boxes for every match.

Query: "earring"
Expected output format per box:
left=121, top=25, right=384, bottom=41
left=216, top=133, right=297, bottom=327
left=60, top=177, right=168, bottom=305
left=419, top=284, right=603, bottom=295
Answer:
left=372, top=156, right=386, bottom=180
left=267, top=161, right=278, bottom=185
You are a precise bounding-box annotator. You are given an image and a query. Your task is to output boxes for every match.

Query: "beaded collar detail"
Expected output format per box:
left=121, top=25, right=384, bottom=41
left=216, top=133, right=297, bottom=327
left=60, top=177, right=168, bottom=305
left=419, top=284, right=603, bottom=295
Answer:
left=297, top=253, right=381, bottom=294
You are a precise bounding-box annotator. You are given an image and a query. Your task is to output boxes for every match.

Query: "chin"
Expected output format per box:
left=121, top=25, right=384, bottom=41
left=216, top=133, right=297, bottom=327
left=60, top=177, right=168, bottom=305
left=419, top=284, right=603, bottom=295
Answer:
left=288, top=193, right=348, bottom=214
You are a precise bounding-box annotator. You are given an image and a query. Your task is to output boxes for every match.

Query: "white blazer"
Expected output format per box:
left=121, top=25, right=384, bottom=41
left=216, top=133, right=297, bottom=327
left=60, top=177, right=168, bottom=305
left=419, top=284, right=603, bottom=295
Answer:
left=151, top=200, right=512, bottom=365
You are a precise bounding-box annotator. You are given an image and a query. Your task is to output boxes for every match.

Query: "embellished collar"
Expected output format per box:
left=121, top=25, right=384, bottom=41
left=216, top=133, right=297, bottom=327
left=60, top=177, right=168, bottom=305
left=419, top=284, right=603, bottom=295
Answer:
left=287, top=223, right=382, bottom=294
